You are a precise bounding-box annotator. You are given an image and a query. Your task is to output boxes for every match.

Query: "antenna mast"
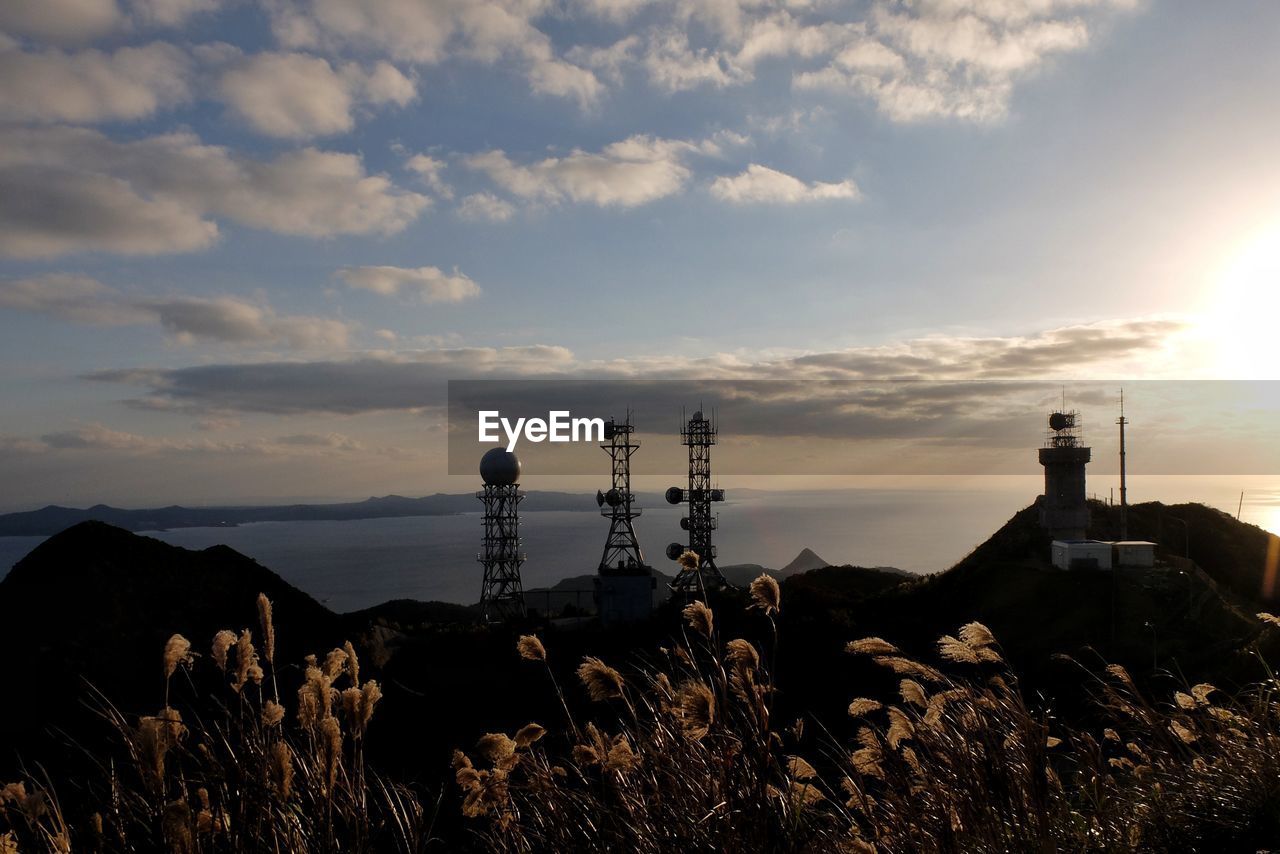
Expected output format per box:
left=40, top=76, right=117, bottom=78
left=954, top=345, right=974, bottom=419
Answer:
left=665, top=409, right=731, bottom=596
left=596, top=412, right=646, bottom=572
left=1117, top=389, right=1128, bottom=540
left=594, top=411, right=656, bottom=624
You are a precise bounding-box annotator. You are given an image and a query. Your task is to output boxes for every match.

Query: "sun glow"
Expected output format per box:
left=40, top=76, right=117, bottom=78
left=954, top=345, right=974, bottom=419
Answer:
left=1207, top=221, right=1280, bottom=378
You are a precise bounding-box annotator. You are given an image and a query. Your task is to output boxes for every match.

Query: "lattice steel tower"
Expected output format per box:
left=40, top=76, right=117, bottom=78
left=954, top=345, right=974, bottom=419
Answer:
left=596, top=413, right=647, bottom=572
left=665, top=409, right=730, bottom=595
left=594, top=413, right=656, bottom=624
left=477, top=447, right=526, bottom=622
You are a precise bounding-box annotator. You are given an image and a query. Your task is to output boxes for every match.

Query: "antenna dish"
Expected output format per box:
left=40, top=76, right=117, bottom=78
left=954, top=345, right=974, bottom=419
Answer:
left=1049, top=412, right=1071, bottom=432
left=665, top=486, right=684, bottom=505
left=596, top=490, right=605, bottom=507
left=479, top=448, right=520, bottom=486
left=665, top=542, right=685, bottom=561
left=605, top=488, right=622, bottom=507
left=691, top=410, right=703, bottom=421
left=603, top=420, right=616, bottom=440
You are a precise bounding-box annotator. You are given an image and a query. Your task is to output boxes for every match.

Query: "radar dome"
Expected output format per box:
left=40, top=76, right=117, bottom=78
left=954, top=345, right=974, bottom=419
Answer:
left=480, top=448, right=521, bottom=485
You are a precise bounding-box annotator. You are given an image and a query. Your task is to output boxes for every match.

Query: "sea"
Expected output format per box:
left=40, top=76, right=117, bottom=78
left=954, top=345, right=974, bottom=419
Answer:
left=2, top=479, right=1277, bottom=613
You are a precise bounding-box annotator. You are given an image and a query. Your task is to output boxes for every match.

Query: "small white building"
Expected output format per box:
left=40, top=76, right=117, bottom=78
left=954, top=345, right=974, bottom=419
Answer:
left=1051, top=539, right=1113, bottom=570
left=1113, top=541, right=1157, bottom=568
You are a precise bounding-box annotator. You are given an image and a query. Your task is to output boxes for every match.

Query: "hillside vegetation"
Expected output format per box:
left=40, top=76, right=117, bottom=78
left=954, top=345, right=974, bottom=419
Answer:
left=1, top=502, right=1279, bottom=851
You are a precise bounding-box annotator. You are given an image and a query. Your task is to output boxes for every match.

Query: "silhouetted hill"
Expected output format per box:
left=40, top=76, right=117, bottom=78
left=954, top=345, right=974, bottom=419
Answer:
left=0, top=491, right=596, bottom=536
left=0, top=522, right=345, bottom=773
left=1087, top=499, right=1280, bottom=605
left=720, top=562, right=770, bottom=586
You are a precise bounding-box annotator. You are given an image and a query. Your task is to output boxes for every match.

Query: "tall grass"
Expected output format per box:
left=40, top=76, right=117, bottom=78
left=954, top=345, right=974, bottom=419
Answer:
left=453, top=577, right=1280, bottom=853
left=6, top=586, right=1280, bottom=851
left=0, top=595, right=431, bottom=853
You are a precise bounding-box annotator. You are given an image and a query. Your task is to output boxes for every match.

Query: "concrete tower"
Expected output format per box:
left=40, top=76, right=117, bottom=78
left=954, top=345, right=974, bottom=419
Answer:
left=1038, top=410, right=1091, bottom=540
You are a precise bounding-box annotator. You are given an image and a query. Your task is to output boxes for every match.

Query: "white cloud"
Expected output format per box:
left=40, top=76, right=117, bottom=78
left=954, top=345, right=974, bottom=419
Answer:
left=641, top=30, right=741, bottom=91
left=0, top=126, right=429, bottom=258
left=457, top=192, right=516, bottom=222
left=0, top=273, right=354, bottom=350
left=217, top=52, right=415, bottom=138
left=337, top=265, right=482, bottom=303
left=793, top=1, right=1125, bottom=122
left=266, top=0, right=602, bottom=107
left=143, top=296, right=352, bottom=349
left=710, top=164, right=860, bottom=204
left=404, top=153, right=453, bottom=198
left=0, top=42, right=193, bottom=124
left=465, top=135, right=709, bottom=208
left=574, top=0, right=1134, bottom=121
left=0, top=0, right=123, bottom=44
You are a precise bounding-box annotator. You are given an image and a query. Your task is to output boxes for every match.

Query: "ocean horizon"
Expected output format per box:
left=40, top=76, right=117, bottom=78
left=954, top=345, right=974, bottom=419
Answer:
left=3, top=479, right=1276, bottom=613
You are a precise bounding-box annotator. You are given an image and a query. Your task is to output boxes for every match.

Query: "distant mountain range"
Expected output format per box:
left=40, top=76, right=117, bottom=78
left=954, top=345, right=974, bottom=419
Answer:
left=0, top=492, right=601, bottom=536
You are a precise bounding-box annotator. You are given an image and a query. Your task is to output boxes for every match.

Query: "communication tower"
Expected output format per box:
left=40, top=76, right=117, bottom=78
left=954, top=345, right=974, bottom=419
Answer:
left=1117, top=389, right=1129, bottom=540
left=594, top=413, right=656, bottom=624
left=665, top=409, right=730, bottom=595
left=1038, top=409, right=1091, bottom=540
left=478, top=447, right=526, bottom=622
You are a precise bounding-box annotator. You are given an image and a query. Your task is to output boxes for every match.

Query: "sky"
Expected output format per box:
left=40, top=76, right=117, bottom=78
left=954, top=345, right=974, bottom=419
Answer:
left=1, top=0, right=1279, bottom=511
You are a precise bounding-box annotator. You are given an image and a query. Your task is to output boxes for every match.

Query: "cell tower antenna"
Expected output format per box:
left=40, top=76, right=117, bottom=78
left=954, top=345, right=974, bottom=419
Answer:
left=1117, top=388, right=1129, bottom=540
left=665, top=408, right=731, bottom=597
left=477, top=448, right=526, bottom=622
left=594, top=411, right=656, bottom=624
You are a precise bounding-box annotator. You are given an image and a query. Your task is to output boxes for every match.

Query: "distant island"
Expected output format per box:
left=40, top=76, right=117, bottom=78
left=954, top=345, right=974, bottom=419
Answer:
left=0, top=491, right=606, bottom=537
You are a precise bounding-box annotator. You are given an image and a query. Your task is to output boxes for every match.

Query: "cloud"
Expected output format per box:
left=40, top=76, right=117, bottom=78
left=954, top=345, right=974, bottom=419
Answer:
left=0, top=274, right=353, bottom=350
left=793, top=2, right=1123, bottom=122
left=36, top=423, right=368, bottom=455
left=457, top=192, right=516, bottom=222
left=404, top=153, right=453, bottom=198
left=570, top=0, right=1134, bottom=122
left=0, top=273, right=152, bottom=324
left=217, top=51, right=415, bottom=138
left=87, top=345, right=578, bottom=414
left=266, top=0, right=602, bottom=107
left=0, top=0, right=123, bottom=45
left=143, top=297, right=352, bottom=349
left=0, top=126, right=429, bottom=258
left=337, top=265, right=482, bottom=303
left=84, top=320, right=1184, bottom=416
left=465, top=135, right=715, bottom=208
left=0, top=42, right=193, bottom=124
left=710, top=164, right=860, bottom=204
left=42, top=423, right=157, bottom=450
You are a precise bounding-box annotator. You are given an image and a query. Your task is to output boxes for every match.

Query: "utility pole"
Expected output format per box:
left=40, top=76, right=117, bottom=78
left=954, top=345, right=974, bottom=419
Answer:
left=1117, top=389, right=1129, bottom=540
